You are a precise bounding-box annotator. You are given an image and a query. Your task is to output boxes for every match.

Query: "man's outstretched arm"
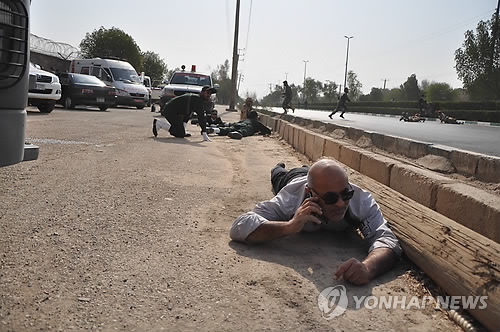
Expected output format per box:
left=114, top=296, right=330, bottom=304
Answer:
left=333, top=248, right=398, bottom=285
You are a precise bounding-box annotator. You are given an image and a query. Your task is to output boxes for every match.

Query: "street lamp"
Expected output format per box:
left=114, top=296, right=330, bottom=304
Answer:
left=343, top=36, right=353, bottom=90
left=303, top=60, right=309, bottom=102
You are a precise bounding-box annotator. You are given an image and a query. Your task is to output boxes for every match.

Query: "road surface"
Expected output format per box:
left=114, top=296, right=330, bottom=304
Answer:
left=0, top=105, right=459, bottom=331
left=270, top=108, right=500, bottom=157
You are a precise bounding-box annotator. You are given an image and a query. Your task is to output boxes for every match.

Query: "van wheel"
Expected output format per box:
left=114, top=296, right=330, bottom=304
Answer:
left=99, top=105, right=108, bottom=112
left=137, top=104, right=145, bottom=110
left=64, top=96, right=75, bottom=109
left=38, top=102, right=55, bottom=113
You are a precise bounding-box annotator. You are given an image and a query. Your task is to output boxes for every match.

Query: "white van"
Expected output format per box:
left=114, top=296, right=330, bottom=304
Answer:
left=69, top=58, right=148, bottom=109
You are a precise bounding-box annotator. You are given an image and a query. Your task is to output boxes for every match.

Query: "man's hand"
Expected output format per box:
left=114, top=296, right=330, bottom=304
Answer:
left=333, top=258, right=370, bottom=285
left=286, top=196, right=322, bottom=234
left=202, top=132, right=211, bottom=142
left=333, top=248, right=398, bottom=286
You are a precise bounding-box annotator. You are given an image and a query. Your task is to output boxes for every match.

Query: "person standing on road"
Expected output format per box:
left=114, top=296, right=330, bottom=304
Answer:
left=152, top=86, right=215, bottom=141
left=329, top=87, right=351, bottom=119
left=230, top=159, right=401, bottom=285
left=282, top=81, right=295, bottom=114
left=418, top=94, right=427, bottom=114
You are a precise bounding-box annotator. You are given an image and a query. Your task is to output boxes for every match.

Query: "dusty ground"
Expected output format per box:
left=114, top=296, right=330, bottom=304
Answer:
left=0, top=105, right=466, bottom=331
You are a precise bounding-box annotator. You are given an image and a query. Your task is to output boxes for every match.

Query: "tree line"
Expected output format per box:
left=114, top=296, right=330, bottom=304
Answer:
left=79, top=11, right=499, bottom=105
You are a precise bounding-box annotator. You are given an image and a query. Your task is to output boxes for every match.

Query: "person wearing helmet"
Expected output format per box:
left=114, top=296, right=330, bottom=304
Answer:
left=241, top=97, right=254, bottom=120
left=329, top=87, right=351, bottom=119
left=282, top=81, right=295, bottom=114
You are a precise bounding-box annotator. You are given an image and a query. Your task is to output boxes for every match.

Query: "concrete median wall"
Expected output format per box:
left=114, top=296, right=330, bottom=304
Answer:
left=259, top=112, right=500, bottom=243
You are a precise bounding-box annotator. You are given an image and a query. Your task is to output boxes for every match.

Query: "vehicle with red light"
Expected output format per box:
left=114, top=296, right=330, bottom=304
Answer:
left=159, top=65, right=218, bottom=111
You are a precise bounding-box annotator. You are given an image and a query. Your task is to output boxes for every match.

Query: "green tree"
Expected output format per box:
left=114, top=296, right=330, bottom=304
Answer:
left=399, top=74, right=421, bottom=101
left=364, top=87, right=384, bottom=101
left=261, top=84, right=283, bottom=107
left=455, top=14, right=500, bottom=100
left=383, top=88, right=403, bottom=102
left=424, top=82, right=454, bottom=102
left=322, top=80, right=338, bottom=102
left=347, top=71, right=362, bottom=101
left=80, top=26, right=142, bottom=70
left=142, top=51, right=167, bottom=83
left=211, top=60, right=233, bottom=105
left=301, top=77, right=322, bottom=102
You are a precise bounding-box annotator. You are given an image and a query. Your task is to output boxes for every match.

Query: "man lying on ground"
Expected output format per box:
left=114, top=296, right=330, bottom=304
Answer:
left=230, top=159, right=402, bottom=285
left=208, top=110, right=271, bottom=140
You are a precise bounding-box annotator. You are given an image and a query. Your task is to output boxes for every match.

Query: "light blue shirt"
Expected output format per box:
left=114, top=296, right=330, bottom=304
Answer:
left=230, top=176, right=402, bottom=255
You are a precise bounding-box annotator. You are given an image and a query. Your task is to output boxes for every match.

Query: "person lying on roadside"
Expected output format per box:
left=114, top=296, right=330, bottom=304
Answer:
left=207, top=110, right=271, bottom=140
left=230, top=159, right=402, bottom=285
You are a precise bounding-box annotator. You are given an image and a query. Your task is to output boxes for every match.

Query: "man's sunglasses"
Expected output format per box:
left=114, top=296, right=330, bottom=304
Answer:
left=308, top=184, right=355, bottom=205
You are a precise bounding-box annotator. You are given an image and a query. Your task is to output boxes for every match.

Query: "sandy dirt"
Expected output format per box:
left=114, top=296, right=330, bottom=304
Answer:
left=0, top=105, right=466, bottom=331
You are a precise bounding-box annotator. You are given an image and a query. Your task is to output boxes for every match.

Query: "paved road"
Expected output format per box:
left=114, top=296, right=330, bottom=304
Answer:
left=1, top=105, right=459, bottom=331
left=270, top=108, right=500, bottom=157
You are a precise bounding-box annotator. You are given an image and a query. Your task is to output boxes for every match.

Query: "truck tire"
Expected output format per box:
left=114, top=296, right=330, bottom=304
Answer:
left=136, top=104, right=145, bottom=110
left=99, top=105, right=109, bottom=112
left=38, top=101, right=55, bottom=113
left=63, top=96, right=75, bottom=110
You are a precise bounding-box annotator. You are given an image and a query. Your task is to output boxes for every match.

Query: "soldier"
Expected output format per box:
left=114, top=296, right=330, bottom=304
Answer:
left=208, top=110, right=271, bottom=140
left=152, top=86, right=215, bottom=141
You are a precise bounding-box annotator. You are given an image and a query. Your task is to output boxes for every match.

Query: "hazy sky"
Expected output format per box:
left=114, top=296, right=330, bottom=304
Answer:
left=30, top=0, right=497, bottom=99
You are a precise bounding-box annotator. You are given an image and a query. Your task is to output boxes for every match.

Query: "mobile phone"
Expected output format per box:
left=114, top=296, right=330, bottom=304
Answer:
left=305, top=190, right=328, bottom=224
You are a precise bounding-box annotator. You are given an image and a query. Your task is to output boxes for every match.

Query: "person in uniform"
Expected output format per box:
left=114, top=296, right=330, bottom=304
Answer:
left=152, top=86, right=216, bottom=141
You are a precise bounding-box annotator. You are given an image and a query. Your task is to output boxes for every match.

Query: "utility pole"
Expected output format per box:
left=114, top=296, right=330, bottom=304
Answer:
left=381, top=78, right=389, bottom=90
left=237, top=73, right=244, bottom=91
left=343, top=36, right=353, bottom=89
left=227, top=0, right=240, bottom=111
left=489, top=0, right=500, bottom=98
left=302, top=60, right=309, bottom=102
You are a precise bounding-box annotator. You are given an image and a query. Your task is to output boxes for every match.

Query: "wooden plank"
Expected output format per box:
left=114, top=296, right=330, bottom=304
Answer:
left=349, top=170, right=500, bottom=332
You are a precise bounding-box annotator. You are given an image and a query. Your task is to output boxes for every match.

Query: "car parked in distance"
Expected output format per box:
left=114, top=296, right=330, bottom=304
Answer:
left=57, top=73, right=116, bottom=111
left=28, top=63, right=61, bottom=113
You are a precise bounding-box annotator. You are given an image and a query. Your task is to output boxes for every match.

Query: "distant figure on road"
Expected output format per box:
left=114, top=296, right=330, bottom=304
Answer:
left=230, top=159, right=401, bottom=286
left=418, top=94, right=427, bottom=114
left=152, top=86, right=215, bottom=141
left=399, top=112, right=425, bottom=122
left=436, top=111, right=464, bottom=125
left=282, top=81, right=295, bottom=114
left=329, top=87, right=351, bottom=119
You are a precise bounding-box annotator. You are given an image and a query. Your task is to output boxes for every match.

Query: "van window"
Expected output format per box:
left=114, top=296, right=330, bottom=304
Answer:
left=80, top=67, right=89, bottom=75
left=102, top=68, right=113, bottom=82
left=91, top=67, right=101, bottom=77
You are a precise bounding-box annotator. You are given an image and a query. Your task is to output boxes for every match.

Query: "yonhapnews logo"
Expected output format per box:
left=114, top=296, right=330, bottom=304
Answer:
left=317, top=285, right=348, bottom=319
left=317, top=286, right=488, bottom=319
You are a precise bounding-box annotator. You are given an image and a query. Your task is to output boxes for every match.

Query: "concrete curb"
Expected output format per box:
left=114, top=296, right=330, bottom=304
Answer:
left=258, top=111, right=500, bottom=243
